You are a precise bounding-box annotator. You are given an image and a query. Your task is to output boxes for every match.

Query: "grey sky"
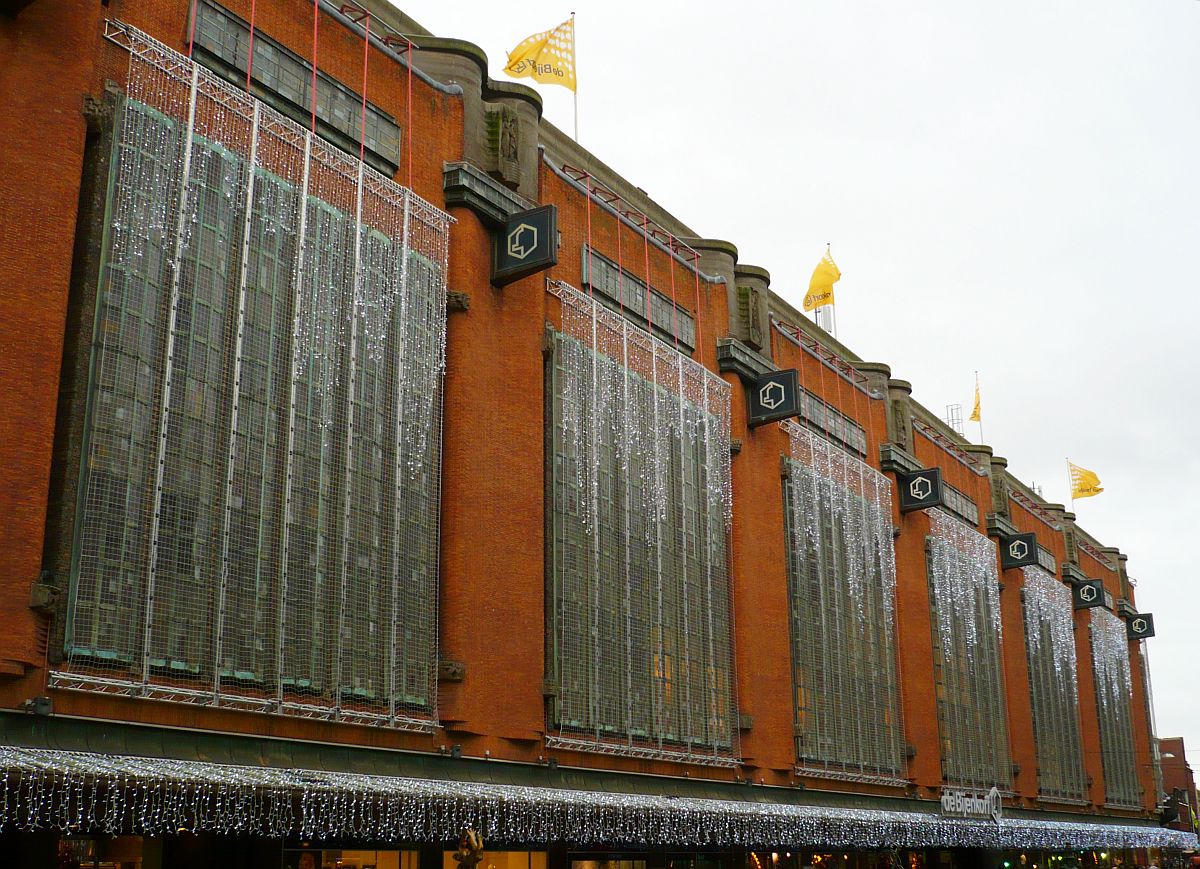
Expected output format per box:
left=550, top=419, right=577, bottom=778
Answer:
left=398, top=0, right=1200, bottom=759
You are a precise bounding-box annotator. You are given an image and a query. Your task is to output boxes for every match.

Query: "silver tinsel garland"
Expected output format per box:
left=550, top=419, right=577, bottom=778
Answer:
left=1091, top=609, right=1134, bottom=718
left=782, top=421, right=897, bottom=626
left=0, top=747, right=1194, bottom=850
left=928, top=510, right=1003, bottom=657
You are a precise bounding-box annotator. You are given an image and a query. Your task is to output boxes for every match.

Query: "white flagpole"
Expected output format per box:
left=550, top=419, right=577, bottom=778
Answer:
left=571, top=11, right=579, bottom=142
left=975, top=370, right=983, bottom=442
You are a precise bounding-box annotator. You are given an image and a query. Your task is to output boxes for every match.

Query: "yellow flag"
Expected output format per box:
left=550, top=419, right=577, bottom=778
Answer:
left=803, top=249, right=841, bottom=312
left=1069, top=462, right=1104, bottom=500
left=504, top=17, right=576, bottom=92
left=969, top=380, right=981, bottom=422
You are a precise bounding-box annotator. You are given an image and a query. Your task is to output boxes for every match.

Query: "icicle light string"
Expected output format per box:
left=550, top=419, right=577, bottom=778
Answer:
left=1022, top=567, right=1077, bottom=685
left=1092, top=608, right=1134, bottom=721
left=928, top=509, right=1003, bottom=659
left=0, top=746, right=1194, bottom=849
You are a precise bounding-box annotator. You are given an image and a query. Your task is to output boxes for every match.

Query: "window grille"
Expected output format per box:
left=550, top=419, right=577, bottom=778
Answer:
left=56, top=30, right=449, bottom=731
left=581, top=246, right=696, bottom=351
left=796, top=389, right=868, bottom=459
left=1090, top=608, right=1140, bottom=807
left=545, top=281, right=737, bottom=766
left=926, top=509, right=1012, bottom=789
left=1036, top=546, right=1057, bottom=575
left=1021, top=566, right=1087, bottom=801
left=781, top=422, right=905, bottom=784
left=194, top=1, right=401, bottom=167
left=941, top=483, right=979, bottom=528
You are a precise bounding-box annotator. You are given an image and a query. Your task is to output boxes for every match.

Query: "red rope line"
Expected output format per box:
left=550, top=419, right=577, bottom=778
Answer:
left=641, top=215, right=653, bottom=335
left=360, top=12, right=371, bottom=164
left=851, top=359, right=865, bottom=457
left=585, top=172, right=594, bottom=298
left=833, top=355, right=846, bottom=450
left=311, top=0, right=319, bottom=132
left=615, top=205, right=624, bottom=313
left=691, top=252, right=703, bottom=363
left=406, top=38, right=414, bottom=190
left=246, top=0, right=257, bottom=90
left=188, top=0, right=198, bottom=58
left=667, top=232, right=679, bottom=350
left=815, top=334, right=828, bottom=443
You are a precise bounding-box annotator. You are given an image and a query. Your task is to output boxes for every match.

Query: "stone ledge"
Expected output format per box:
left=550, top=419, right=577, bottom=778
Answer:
left=986, top=513, right=1019, bottom=539
left=443, top=161, right=534, bottom=226
left=879, top=443, right=922, bottom=475
left=716, top=336, right=775, bottom=385
left=1062, top=563, right=1090, bottom=586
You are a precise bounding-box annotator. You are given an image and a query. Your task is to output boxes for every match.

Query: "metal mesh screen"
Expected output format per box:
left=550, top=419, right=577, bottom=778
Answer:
left=781, top=422, right=904, bottom=784
left=1021, top=567, right=1087, bottom=801
left=546, top=281, right=737, bottom=766
left=926, top=509, right=1012, bottom=789
left=1090, top=608, right=1140, bottom=807
left=56, top=26, right=449, bottom=730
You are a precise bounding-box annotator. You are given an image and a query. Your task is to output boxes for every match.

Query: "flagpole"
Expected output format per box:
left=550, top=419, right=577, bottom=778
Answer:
left=975, top=370, right=983, bottom=442
left=826, top=243, right=836, bottom=338
left=571, top=11, right=578, bottom=142
left=1067, top=457, right=1074, bottom=508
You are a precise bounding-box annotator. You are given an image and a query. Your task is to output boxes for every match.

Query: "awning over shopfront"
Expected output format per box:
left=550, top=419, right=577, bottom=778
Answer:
left=0, top=746, right=1194, bottom=851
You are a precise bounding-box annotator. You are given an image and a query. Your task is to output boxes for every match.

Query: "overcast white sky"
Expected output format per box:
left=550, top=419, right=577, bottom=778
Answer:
left=397, top=0, right=1200, bottom=762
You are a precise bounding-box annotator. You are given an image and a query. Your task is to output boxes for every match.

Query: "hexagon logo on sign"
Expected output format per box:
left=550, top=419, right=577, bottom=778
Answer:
left=492, top=205, right=558, bottom=286
left=748, top=369, right=800, bottom=428
left=758, top=380, right=785, bottom=411
left=1126, top=613, right=1155, bottom=640
left=999, top=532, right=1038, bottom=570
left=898, top=468, right=943, bottom=513
left=1073, top=578, right=1104, bottom=610
left=506, top=223, right=537, bottom=260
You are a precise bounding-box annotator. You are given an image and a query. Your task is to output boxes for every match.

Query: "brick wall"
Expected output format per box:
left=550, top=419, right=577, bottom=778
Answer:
left=0, top=0, right=1162, bottom=822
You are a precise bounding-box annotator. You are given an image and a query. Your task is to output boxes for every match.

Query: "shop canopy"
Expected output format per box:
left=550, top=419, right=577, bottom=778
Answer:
left=0, top=745, right=1194, bottom=851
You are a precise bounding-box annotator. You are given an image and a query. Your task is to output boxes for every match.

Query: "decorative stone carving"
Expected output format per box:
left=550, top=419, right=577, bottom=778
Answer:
left=485, top=106, right=521, bottom=188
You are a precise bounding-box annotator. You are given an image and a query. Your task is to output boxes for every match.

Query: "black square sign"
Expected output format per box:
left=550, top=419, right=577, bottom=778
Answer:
left=492, top=205, right=558, bottom=286
left=748, top=369, right=800, bottom=428
left=999, top=532, right=1039, bottom=570
left=1073, top=578, right=1105, bottom=610
left=1126, top=612, right=1155, bottom=640
left=897, top=467, right=943, bottom=513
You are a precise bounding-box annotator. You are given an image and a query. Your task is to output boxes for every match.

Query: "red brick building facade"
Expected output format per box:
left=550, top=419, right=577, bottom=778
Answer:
left=0, top=1, right=1192, bottom=866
